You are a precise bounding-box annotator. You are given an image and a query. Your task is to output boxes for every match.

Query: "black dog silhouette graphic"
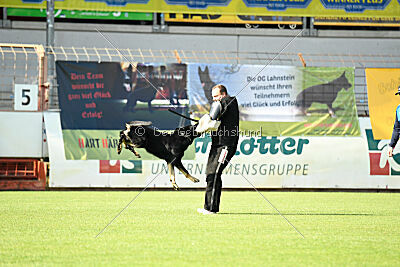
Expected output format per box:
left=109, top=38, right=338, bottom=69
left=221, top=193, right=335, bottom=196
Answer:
left=296, top=72, right=352, bottom=116
left=198, top=66, right=216, bottom=105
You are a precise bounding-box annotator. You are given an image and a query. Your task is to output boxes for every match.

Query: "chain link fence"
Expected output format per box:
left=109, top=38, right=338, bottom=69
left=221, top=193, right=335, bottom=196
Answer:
left=1, top=44, right=400, bottom=115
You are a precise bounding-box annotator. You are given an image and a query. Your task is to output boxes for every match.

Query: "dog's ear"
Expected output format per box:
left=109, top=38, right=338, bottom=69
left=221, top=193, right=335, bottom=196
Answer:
left=341, top=71, right=346, bottom=77
left=198, top=66, right=203, bottom=74
left=204, top=66, right=209, bottom=73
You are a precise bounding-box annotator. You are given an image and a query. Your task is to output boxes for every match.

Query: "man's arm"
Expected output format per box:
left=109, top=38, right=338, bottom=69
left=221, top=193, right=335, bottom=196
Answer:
left=209, top=101, right=222, bottom=120
left=389, top=105, right=400, bottom=157
left=195, top=101, right=222, bottom=133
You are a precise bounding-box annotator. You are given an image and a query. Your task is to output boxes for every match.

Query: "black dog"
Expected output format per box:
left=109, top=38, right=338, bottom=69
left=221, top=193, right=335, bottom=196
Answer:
left=296, top=72, right=352, bottom=116
left=198, top=66, right=216, bottom=105
left=117, top=121, right=201, bottom=190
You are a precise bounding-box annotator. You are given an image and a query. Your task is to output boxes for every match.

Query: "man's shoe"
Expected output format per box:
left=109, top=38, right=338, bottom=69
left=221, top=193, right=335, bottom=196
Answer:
left=197, top=208, right=216, bottom=215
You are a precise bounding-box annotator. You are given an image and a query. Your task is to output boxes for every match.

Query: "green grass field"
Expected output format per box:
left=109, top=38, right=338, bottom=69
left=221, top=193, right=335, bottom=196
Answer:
left=1, top=191, right=399, bottom=266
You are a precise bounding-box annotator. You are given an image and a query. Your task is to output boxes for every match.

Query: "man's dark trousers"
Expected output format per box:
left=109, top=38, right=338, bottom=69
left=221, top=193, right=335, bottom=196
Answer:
left=204, top=145, right=237, bottom=212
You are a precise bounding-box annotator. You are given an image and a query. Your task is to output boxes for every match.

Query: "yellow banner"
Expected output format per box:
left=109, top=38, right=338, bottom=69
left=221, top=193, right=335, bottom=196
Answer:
left=165, top=13, right=302, bottom=25
left=366, top=68, right=400, bottom=140
left=314, top=16, right=400, bottom=27
left=1, top=0, right=400, bottom=18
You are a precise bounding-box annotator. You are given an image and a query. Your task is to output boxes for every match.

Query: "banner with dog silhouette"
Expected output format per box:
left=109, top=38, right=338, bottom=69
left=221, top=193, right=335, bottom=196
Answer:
left=56, top=61, right=191, bottom=160
left=188, top=64, right=360, bottom=136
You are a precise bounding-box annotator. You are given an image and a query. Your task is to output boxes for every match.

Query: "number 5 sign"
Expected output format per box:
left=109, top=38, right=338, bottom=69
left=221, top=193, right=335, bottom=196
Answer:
left=14, top=84, right=38, bottom=111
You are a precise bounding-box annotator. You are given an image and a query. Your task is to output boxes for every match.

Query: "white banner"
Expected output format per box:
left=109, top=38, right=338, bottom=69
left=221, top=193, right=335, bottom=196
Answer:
left=188, top=64, right=302, bottom=122
left=45, top=112, right=400, bottom=189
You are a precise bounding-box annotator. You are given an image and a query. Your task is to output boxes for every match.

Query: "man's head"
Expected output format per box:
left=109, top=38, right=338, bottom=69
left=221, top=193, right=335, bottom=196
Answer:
left=212, top=84, right=228, bottom=101
left=395, top=85, right=400, bottom=95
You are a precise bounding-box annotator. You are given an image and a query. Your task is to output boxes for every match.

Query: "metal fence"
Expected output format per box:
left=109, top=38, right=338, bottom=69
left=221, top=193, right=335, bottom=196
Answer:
left=1, top=44, right=400, bottom=115
left=0, top=44, right=46, bottom=111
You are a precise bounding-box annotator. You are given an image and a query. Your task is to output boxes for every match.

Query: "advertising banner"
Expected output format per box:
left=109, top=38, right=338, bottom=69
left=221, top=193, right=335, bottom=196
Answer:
left=188, top=64, right=360, bottom=136
left=1, top=0, right=400, bottom=18
left=56, top=61, right=190, bottom=160
left=57, top=62, right=360, bottom=162
left=365, top=68, right=400, bottom=140
left=165, top=13, right=302, bottom=25
left=6, top=7, right=153, bottom=21
left=314, top=16, right=400, bottom=27
left=45, top=113, right=400, bottom=189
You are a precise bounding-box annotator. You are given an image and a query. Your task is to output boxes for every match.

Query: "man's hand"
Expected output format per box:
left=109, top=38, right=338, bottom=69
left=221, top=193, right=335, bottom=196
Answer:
left=388, top=146, right=394, bottom=157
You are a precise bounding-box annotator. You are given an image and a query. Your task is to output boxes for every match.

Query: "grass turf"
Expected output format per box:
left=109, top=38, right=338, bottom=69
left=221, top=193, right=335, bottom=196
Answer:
left=0, top=191, right=399, bottom=266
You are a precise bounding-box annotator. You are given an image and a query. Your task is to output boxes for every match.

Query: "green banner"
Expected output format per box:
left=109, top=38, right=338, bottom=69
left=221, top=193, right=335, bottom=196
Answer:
left=63, top=129, right=196, bottom=160
left=6, top=8, right=153, bottom=21
left=188, top=64, right=360, bottom=136
left=256, top=68, right=360, bottom=136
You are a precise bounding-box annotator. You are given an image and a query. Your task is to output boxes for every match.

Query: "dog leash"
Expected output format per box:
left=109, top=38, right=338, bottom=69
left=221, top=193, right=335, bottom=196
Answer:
left=168, top=108, right=199, bottom=122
